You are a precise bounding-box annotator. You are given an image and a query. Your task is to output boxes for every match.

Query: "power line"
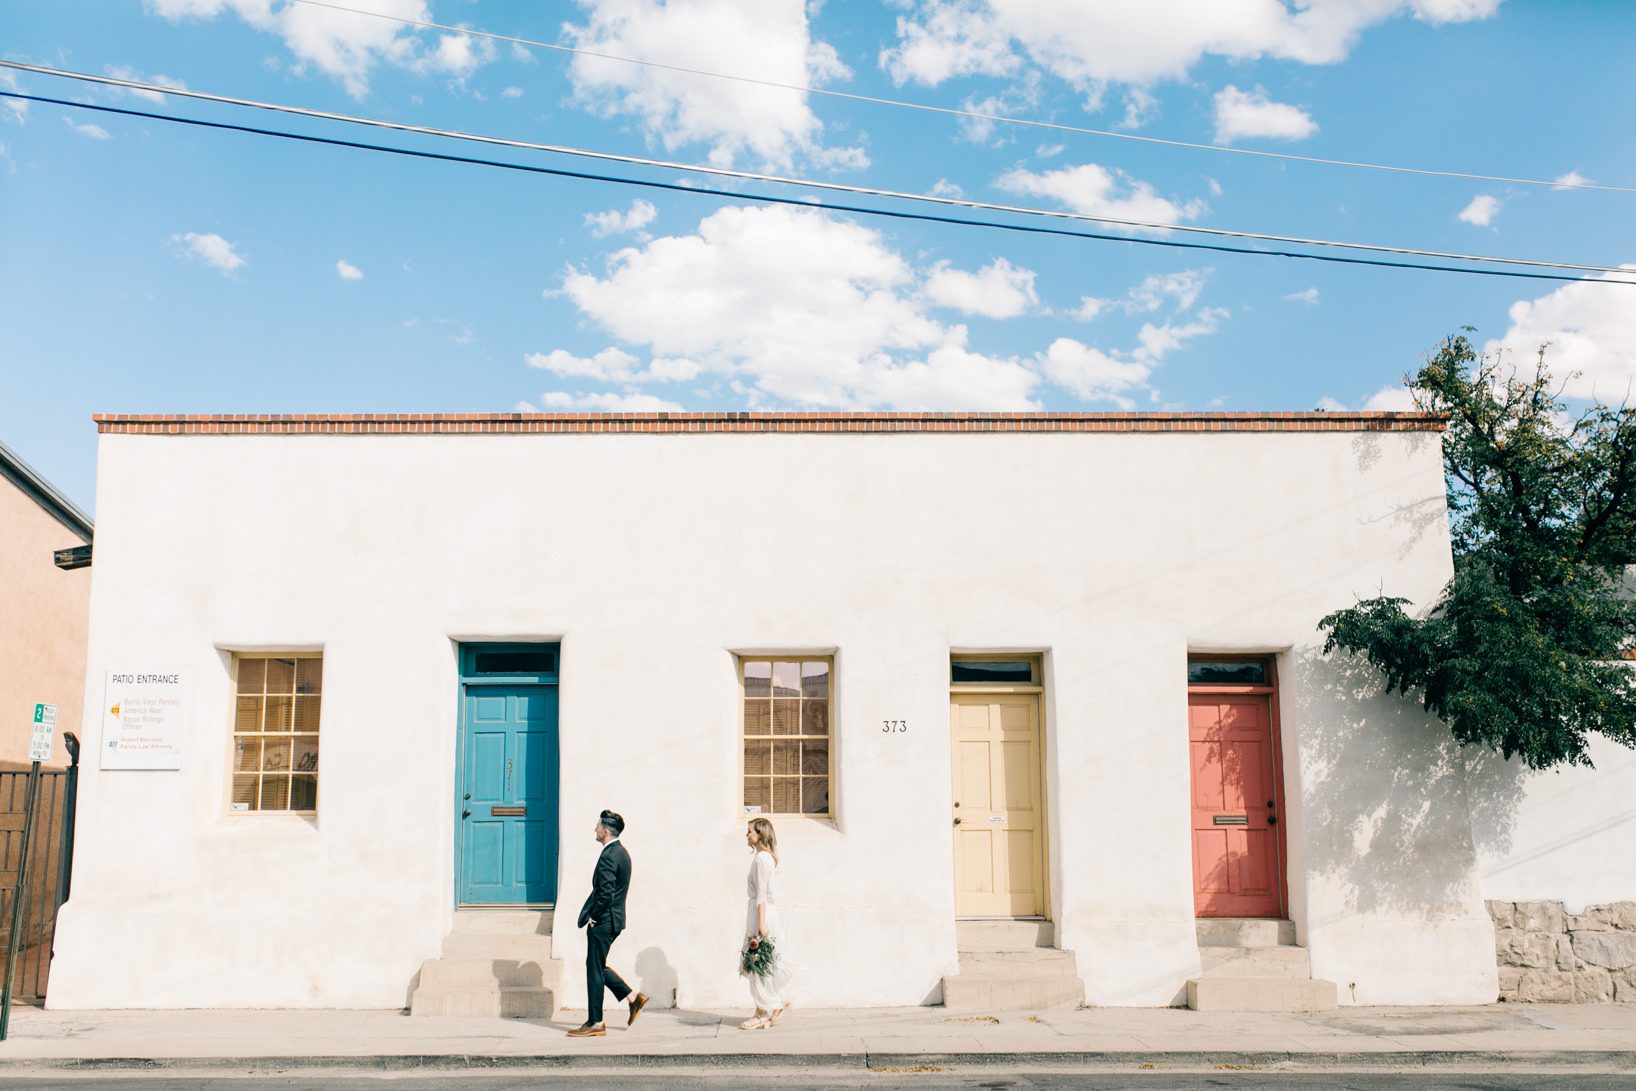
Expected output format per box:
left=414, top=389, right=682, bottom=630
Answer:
left=5, top=89, right=1633, bottom=288
left=287, top=0, right=1634, bottom=196
left=3, top=61, right=1630, bottom=279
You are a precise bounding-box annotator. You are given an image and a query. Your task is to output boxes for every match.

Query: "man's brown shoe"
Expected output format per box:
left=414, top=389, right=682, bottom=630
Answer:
left=627, top=992, right=649, bottom=1027
left=566, top=1022, right=606, bottom=1038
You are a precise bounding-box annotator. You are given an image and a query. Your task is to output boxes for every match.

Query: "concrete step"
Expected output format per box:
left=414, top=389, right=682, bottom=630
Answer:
left=410, top=983, right=557, bottom=1019
left=1186, top=975, right=1337, bottom=1013
left=439, top=932, right=558, bottom=961
left=449, top=909, right=554, bottom=936
left=954, top=948, right=1078, bottom=974
left=1194, top=918, right=1296, bottom=948
left=955, top=919, right=1053, bottom=950
left=418, top=956, right=562, bottom=989
left=942, top=970, right=1083, bottom=1010
left=1197, top=945, right=1312, bottom=979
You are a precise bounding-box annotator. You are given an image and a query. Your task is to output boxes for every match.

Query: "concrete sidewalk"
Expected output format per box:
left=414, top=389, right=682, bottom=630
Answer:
left=0, top=1003, right=1632, bottom=1073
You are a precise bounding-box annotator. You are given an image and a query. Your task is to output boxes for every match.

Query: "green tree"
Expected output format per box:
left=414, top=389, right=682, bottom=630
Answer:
left=1320, top=332, right=1636, bottom=769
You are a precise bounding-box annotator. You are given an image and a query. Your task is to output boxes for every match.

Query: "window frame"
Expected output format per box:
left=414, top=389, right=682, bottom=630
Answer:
left=737, top=653, right=834, bottom=820
left=227, top=652, right=323, bottom=817
left=950, top=653, right=1043, bottom=691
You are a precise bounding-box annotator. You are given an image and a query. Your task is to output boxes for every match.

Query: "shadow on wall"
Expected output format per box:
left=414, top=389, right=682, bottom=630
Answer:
left=1294, top=647, right=1516, bottom=921
left=1463, top=743, right=1636, bottom=882
left=1350, top=433, right=1448, bottom=563
left=635, top=946, right=678, bottom=1008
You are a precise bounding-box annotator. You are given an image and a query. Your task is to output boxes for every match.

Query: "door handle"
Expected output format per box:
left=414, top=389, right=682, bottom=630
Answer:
left=462, top=809, right=471, bottom=819
left=1267, top=816, right=1278, bottom=826
left=953, top=817, right=962, bottom=826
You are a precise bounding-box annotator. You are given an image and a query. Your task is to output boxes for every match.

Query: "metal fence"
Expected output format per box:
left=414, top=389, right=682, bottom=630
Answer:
left=0, top=766, right=75, bottom=1004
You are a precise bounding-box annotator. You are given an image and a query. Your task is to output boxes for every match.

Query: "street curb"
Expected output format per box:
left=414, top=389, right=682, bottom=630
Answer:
left=0, top=1050, right=1633, bottom=1073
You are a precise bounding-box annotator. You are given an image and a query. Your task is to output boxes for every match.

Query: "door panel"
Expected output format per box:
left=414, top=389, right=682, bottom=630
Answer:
left=1188, top=693, right=1283, bottom=917
left=459, top=684, right=559, bottom=905
left=951, top=693, right=1044, bottom=917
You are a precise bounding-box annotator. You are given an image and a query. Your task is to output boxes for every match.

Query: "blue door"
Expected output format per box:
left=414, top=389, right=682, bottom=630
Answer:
left=457, top=647, right=559, bottom=905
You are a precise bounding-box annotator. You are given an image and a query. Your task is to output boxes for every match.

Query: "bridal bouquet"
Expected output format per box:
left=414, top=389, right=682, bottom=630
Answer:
left=740, top=934, right=779, bottom=979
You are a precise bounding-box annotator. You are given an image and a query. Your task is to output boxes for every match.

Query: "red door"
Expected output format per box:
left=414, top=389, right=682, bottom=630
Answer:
left=1188, top=692, right=1285, bottom=917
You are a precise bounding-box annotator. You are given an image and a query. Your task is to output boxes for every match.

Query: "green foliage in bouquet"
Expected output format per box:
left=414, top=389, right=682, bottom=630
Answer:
left=741, top=934, right=778, bottom=979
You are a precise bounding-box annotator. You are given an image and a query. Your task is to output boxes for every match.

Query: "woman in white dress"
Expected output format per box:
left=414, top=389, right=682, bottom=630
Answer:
left=739, top=817, right=794, bottom=1030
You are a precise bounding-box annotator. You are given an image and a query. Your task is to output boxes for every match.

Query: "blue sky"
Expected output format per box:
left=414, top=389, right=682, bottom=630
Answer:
left=3, top=1, right=1635, bottom=512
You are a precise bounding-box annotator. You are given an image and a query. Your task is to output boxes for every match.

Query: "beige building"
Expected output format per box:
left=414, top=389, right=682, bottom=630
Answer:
left=0, top=440, right=92, bottom=770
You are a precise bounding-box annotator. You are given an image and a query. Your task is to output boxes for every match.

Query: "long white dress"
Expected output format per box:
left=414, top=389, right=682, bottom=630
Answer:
left=742, top=849, right=793, bottom=1011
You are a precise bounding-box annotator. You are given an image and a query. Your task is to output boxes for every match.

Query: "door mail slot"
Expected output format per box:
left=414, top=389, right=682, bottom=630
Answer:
left=1212, top=814, right=1248, bottom=826
left=491, top=805, right=526, bottom=817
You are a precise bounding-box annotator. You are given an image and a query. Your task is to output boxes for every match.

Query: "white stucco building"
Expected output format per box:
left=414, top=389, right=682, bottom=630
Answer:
left=45, top=411, right=1636, bottom=1014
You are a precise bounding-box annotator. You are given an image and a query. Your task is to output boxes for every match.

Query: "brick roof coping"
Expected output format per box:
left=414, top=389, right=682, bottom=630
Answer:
left=94, top=412, right=1444, bottom=435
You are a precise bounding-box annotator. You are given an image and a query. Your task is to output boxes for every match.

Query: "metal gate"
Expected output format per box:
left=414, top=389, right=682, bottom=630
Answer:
left=0, top=742, right=79, bottom=1004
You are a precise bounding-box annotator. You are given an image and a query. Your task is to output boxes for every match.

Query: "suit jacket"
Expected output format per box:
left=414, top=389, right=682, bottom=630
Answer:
left=578, top=839, right=631, bottom=933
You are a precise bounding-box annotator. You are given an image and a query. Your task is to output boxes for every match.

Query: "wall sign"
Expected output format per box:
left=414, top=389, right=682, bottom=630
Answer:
left=29, top=703, right=56, bottom=763
left=101, top=670, right=186, bottom=770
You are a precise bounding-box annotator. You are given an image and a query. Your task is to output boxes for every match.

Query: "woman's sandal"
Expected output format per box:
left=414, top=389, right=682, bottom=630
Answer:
left=769, top=1002, right=793, bottom=1024
left=738, top=1014, right=772, bottom=1030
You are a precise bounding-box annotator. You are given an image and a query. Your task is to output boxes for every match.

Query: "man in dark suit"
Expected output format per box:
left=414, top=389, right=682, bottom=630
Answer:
left=567, top=809, right=648, bottom=1037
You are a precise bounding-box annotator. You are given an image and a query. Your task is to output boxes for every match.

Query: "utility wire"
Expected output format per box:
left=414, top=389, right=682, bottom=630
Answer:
left=5, top=90, right=1633, bottom=288
left=3, top=61, right=1629, bottom=279
left=287, top=0, right=1634, bottom=196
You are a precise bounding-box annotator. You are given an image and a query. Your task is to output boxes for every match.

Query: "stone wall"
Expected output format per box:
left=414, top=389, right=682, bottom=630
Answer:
left=1487, top=900, right=1636, bottom=1002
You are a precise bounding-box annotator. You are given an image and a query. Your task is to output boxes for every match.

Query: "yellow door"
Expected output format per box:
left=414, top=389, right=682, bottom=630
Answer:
left=950, top=692, right=1045, bottom=917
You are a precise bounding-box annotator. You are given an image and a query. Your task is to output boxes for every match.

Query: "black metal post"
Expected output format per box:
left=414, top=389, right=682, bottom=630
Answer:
left=0, top=762, right=43, bottom=1040
left=55, top=733, right=79, bottom=907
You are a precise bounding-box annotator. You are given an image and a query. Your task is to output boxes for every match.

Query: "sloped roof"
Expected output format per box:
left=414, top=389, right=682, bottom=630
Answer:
left=0, top=440, right=93, bottom=543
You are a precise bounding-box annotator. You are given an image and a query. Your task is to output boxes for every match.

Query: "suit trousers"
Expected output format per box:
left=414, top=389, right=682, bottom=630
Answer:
left=584, top=920, right=631, bottom=1024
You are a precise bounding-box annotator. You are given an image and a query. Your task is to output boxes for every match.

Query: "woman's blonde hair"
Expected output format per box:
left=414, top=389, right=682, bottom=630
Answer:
left=748, top=817, right=778, bottom=864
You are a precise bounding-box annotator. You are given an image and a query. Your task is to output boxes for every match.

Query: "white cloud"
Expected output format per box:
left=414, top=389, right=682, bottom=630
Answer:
left=105, top=65, right=187, bottom=102
left=957, top=72, right=1042, bottom=144
left=548, top=204, right=1041, bottom=409
left=525, top=346, right=701, bottom=384
left=879, top=0, right=1021, bottom=87
left=1486, top=267, right=1636, bottom=403
left=923, top=258, right=1038, bottom=318
left=1075, top=269, right=1209, bottom=320
left=501, top=86, right=525, bottom=99
left=562, top=0, right=861, bottom=170
left=1124, top=269, right=1208, bottom=313
left=537, top=390, right=687, bottom=412
left=336, top=259, right=364, bottom=281
left=1, top=70, right=28, bottom=123
left=172, top=231, right=246, bottom=275
left=148, top=0, right=494, bottom=98
left=929, top=178, right=964, bottom=198
left=1458, top=193, right=1502, bottom=226
left=1283, top=287, right=1320, bottom=305
left=546, top=206, right=1222, bottom=411
left=1316, top=384, right=1416, bottom=411
left=525, top=347, right=642, bottom=382
left=1069, top=297, right=1107, bottom=322
left=1363, top=384, right=1415, bottom=410
left=997, top=162, right=1205, bottom=230
left=1553, top=170, right=1590, bottom=190
left=1042, top=308, right=1225, bottom=407
left=65, top=118, right=111, bottom=140
left=1212, top=84, right=1318, bottom=143
left=882, top=1, right=1500, bottom=91
left=584, top=198, right=658, bottom=237
left=1117, top=88, right=1159, bottom=130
